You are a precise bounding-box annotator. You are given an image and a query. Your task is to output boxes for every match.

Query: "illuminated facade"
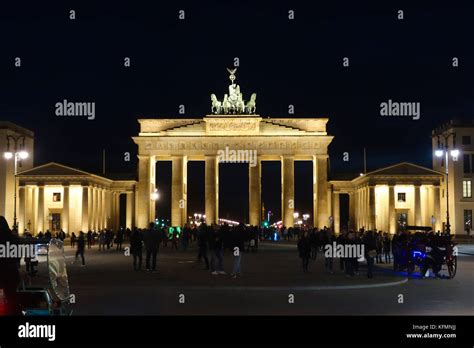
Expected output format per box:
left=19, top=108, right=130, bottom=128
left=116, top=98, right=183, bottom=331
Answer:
left=330, top=163, right=443, bottom=234
left=0, top=122, right=34, bottom=227
left=432, top=120, right=474, bottom=235
left=15, top=163, right=136, bottom=234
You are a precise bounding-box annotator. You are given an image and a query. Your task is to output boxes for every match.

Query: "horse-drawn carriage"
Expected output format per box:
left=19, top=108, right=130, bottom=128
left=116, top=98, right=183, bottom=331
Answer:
left=393, top=227, right=457, bottom=279
left=17, top=238, right=73, bottom=315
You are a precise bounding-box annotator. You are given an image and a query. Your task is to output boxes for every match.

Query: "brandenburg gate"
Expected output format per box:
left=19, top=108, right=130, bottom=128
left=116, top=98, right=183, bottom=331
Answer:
left=133, top=69, right=333, bottom=229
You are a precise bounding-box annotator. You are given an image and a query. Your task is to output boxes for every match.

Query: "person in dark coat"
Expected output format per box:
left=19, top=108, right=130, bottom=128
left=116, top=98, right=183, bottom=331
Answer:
left=298, top=231, right=312, bottom=273
left=0, top=216, right=21, bottom=315
left=197, top=223, right=209, bottom=270
left=130, top=229, right=143, bottom=271
left=363, top=231, right=377, bottom=278
left=143, top=223, right=161, bottom=272
left=116, top=228, right=124, bottom=251
left=383, top=232, right=391, bottom=263
left=74, top=231, right=86, bottom=266
left=87, top=230, right=93, bottom=249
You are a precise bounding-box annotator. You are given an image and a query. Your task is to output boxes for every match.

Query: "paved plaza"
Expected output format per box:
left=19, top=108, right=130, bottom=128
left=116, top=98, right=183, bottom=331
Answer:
left=19, top=240, right=472, bottom=316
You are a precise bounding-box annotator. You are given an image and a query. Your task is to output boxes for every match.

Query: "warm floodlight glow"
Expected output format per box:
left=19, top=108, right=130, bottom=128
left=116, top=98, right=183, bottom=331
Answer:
left=19, top=151, right=29, bottom=159
left=151, top=189, right=159, bottom=201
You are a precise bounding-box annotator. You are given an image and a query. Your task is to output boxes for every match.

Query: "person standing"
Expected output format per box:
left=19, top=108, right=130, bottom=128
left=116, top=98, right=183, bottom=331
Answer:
left=298, top=231, right=311, bottom=273
left=383, top=232, right=391, bottom=263
left=363, top=231, right=377, bottom=278
left=87, top=230, right=93, bottom=249
left=210, top=225, right=226, bottom=275
left=116, top=228, right=124, bottom=251
left=230, top=224, right=245, bottom=278
left=130, top=229, right=143, bottom=271
left=323, top=228, right=335, bottom=274
left=0, top=216, right=21, bottom=315
left=144, top=223, right=160, bottom=272
left=197, top=223, right=209, bottom=270
left=70, top=232, right=77, bottom=248
left=74, top=231, right=86, bottom=266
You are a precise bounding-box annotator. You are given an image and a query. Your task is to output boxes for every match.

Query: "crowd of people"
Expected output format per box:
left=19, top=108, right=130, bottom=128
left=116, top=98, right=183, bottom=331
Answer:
left=295, top=227, right=392, bottom=278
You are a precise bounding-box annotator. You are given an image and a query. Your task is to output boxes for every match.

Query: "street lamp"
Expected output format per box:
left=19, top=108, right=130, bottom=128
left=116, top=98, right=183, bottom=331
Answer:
left=3, top=135, right=28, bottom=232
left=434, top=131, right=459, bottom=234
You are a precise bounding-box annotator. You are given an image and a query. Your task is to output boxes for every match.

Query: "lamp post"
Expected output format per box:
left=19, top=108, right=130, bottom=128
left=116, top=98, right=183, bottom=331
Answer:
left=434, top=131, right=459, bottom=235
left=3, top=135, right=29, bottom=232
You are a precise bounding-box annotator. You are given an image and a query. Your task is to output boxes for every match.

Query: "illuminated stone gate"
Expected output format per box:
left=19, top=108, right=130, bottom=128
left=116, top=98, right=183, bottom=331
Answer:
left=133, top=115, right=333, bottom=228
left=133, top=68, right=333, bottom=228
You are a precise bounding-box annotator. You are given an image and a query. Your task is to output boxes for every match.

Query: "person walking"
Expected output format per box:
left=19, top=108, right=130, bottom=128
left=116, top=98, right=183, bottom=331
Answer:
left=298, top=231, right=312, bottom=273
left=143, top=223, right=160, bottom=272
left=130, top=229, right=143, bottom=271
left=74, top=231, right=86, bottom=266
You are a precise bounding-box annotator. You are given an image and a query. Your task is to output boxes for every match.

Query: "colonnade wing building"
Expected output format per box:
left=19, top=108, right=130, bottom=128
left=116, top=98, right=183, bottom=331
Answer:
left=16, top=163, right=136, bottom=235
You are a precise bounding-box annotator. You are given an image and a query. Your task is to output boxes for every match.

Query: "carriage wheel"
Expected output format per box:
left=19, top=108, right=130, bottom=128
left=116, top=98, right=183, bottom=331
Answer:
left=447, top=255, right=457, bottom=278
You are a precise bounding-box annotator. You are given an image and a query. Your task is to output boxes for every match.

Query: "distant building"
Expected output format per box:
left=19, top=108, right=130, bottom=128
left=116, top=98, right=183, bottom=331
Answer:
left=432, top=120, right=474, bottom=235
left=0, top=122, right=34, bottom=227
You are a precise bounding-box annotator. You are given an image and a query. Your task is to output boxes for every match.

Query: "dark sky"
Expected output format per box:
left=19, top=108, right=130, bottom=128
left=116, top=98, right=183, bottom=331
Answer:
left=1, top=0, right=473, bottom=222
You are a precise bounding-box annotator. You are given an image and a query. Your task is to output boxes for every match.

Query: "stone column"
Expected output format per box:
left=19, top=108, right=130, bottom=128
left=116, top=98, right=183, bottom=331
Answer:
left=111, top=192, right=115, bottom=230
left=281, top=156, right=294, bottom=228
left=205, top=155, right=219, bottom=225
left=114, top=192, right=121, bottom=230
left=433, top=186, right=441, bottom=231
left=136, top=155, right=155, bottom=228
left=25, top=187, right=33, bottom=233
left=312, top=156, right=318, bottom=227
left=348, top=192, right=355, bottom=230
left=368, top=186, right=376, bottom=230
left=249, top=156, right=261, bottom=226
left=333, top=192, right=340, bottom=233
left=62, top=185, right=69, bottom=233
left=414, top=184, right=422, bottom=226
left=313, top=155, right=329, bottom=229
left=95, top=187, right=100, bottom=231
left=18, top=186, right=26, bottom=234
left=37, top=186, right=44, bottom=234
left=126, top=192, right=133, bottom=229
left=101, top=189, right=106, bottom=230
left=82, top=185, right=89, bottom=232
left=388, top=185, right=396, bottom=234
left=171, top=156, right=187, bottom=227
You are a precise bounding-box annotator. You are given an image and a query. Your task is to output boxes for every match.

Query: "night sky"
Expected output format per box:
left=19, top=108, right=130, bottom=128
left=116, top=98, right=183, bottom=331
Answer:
left=1, top=0, right=473, bottom=223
